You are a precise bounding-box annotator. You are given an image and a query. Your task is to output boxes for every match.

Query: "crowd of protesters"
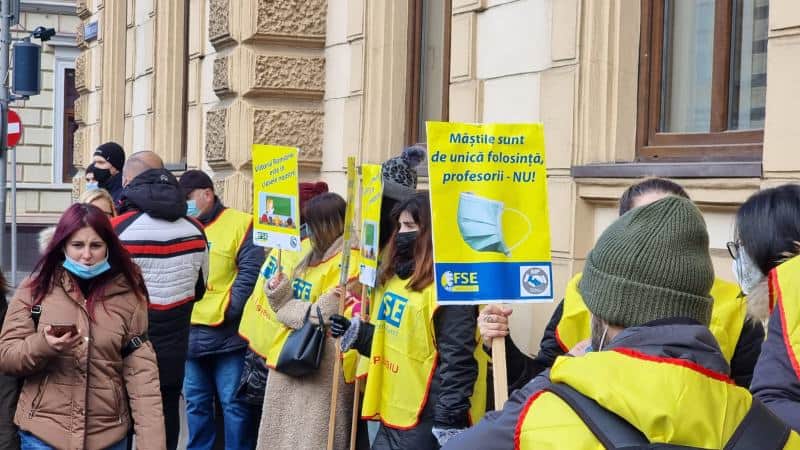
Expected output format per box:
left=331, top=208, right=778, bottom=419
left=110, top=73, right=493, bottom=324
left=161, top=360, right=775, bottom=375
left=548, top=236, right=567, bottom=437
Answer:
left=1, top=140, right=800, bottom=449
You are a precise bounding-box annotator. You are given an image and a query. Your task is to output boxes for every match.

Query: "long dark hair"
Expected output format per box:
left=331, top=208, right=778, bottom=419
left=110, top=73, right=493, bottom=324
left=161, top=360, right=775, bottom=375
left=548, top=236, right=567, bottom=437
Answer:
left=304, top=192, right=346, bottom=256
left=378, top=192, right=434, bottom=292
left=29, top=203, right=147, bottom=317
left=619, top=178, right=690, bottom=215
left=736, top=184, right=800, bottom=275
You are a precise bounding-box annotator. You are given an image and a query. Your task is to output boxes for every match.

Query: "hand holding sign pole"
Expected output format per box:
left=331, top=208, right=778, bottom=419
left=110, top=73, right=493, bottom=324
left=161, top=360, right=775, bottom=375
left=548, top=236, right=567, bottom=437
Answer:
left=426, top=122, right=553, bottom=410
left=328, top=156, right=357, bottom=450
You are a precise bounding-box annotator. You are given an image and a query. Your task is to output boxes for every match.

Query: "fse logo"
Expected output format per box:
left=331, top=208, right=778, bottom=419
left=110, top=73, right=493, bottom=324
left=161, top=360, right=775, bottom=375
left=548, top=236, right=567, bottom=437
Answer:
left=440, top=270, right=479, bottom=293
left=377, top=292, right=408, bottom=328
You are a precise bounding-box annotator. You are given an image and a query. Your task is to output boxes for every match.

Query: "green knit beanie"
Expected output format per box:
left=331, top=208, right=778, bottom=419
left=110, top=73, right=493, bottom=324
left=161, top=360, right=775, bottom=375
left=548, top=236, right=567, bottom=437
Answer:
left=579, top=196, right=714, bottom=327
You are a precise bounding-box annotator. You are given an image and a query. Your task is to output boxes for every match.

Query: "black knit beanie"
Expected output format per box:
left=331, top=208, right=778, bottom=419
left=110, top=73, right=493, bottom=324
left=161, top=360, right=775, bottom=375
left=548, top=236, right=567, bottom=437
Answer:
left=94, top=142, right=126, bottom=171
left=579, top=196, right=714, bottom=327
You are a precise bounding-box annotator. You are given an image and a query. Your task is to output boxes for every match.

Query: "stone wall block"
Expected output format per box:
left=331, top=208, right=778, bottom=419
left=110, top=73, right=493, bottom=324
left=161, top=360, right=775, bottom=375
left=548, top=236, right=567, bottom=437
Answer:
left=209, top=0, right=234, bottom=47
left=75, top=52, right=88, bottom=93
left=213, top=55, right=231, bottom=95
left=74, top=95, right=87, bottom=125
left=248, top=0, right=327, bottom=45
left=72, top=126, right=85, bottom=169
left=76, top=19, right=87, bottom=49
left=205, top=108, right=228, bottom=164
left=249, top=55, right=325, bottom=97
left=221, top=172, right=252, bottom=213
left=252, top=109, right=323, bottom=167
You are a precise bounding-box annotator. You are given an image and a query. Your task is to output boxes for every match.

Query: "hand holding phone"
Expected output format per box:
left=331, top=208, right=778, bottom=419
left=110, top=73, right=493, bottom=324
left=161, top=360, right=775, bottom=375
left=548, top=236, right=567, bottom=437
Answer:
left=48, top=324, right=78, bottom=338
left=44, top=324, right=82, bottom=352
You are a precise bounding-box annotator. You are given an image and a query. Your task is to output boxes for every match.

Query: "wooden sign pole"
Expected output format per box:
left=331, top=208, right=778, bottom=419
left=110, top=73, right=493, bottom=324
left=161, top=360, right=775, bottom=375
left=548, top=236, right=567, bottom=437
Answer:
left=349, top=285, right=370, bottom=450
left=492, top=303, right=509, bottom=409
left=327, top=157, right=357, bottom=450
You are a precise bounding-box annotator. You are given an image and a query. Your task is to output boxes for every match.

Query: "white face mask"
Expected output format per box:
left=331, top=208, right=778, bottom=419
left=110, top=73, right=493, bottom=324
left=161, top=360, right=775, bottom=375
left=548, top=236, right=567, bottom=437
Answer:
left=732, top=246, right=765, bottom=295
left=456, top=192, right=531, bottom=256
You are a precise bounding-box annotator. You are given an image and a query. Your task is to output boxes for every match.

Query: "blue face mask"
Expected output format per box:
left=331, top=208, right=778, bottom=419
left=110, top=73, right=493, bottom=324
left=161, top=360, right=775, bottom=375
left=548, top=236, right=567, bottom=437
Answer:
left=62, top=254, right=111, bottom=279
left=186, top=200, right=200, bottom=217
left=86, top=182, right=99, bottom=191
left=457, top=192, right=531, bottom=256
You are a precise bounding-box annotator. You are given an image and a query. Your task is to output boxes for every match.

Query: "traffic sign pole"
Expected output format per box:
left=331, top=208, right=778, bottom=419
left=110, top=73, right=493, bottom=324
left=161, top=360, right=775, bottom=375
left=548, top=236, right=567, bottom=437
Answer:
left=0, top=0, right=10, bottom=275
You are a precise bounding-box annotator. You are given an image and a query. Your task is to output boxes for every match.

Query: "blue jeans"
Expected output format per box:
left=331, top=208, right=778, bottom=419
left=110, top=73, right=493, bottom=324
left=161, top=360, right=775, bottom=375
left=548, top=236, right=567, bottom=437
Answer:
left=19, top=431, right=127, bottom=450
left=184, top=348, right=255, bottom=450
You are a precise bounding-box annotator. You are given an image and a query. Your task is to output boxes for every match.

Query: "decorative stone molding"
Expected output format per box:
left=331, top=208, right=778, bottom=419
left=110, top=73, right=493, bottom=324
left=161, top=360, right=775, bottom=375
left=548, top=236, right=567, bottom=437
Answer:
left=213, top=56, right=231, bottom=95
left=75, top=52, right=88, bottom=94
left=252, top=109, right=323, bottom=167
left=209, top=0, right=234, bottom=47
left=205, top=109, right=228, bottom=164
left=250, top=55, right=324, bottom=98
left=241, top=0, right=326, bottom=47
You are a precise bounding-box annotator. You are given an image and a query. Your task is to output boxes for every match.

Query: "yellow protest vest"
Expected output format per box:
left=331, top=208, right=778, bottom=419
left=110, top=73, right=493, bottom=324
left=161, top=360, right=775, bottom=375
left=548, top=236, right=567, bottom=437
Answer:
left=191, top=208, right=252, bottom=326
left=555, top=273, right=746, bottom=362
left=361, top=276, right=489, bottom=429
left=770, top=255, right=800, bottom=381
left=237, top=243, right=362, bottom=382
left=516, top=349, right=800, bottom=449
left=238, top=240, right=310, bottom=357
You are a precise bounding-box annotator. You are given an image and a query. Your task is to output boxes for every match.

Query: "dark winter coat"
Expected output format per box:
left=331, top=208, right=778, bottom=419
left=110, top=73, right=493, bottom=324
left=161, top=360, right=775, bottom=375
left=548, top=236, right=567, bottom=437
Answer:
left=187, top=198, right=264, bottom=357
left=445, top=319, right=757, bottom=450
left=101, top=172, right=124, bottom=208
left=752, top=303, right=800, bottom=431
left=114, top=168, right=209, bottom=389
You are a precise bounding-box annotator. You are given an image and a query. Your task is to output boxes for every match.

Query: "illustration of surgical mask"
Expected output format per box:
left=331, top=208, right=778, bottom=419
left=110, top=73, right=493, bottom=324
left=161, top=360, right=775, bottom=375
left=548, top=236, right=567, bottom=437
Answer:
left=457, top=192, right=531, bottom=256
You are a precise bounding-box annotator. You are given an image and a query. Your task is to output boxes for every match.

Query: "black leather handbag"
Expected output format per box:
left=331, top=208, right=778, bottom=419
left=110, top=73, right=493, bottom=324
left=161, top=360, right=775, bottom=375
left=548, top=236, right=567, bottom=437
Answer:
left=276, top=305, right=326, bottom=377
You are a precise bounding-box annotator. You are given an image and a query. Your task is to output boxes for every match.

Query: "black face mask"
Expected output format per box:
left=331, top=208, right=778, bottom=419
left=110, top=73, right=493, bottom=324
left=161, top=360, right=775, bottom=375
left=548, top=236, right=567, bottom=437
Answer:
left=394, top=231, right=418, bottom=279
left=93, top=167, right=112, bottom=185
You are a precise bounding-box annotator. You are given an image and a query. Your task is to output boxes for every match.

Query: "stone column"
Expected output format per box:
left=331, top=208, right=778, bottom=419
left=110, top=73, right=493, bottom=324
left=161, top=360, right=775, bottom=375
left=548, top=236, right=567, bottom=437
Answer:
left=153, top=0, right=189, bottom=164
left=99, top=0, right=126, bottom=144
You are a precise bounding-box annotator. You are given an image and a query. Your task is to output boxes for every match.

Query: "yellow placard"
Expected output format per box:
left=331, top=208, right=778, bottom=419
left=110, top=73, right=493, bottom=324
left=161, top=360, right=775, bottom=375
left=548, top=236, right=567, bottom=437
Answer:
left=251, top=144, right=302, bottom=252
left=358, top=164, right=383, bottom=287
left=426, top=121, right=553, bottom=304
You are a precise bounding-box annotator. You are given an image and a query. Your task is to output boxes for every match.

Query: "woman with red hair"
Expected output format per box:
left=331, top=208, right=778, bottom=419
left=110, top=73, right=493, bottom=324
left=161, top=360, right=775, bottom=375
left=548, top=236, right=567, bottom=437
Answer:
left=0, top=203, right=166, bottom=450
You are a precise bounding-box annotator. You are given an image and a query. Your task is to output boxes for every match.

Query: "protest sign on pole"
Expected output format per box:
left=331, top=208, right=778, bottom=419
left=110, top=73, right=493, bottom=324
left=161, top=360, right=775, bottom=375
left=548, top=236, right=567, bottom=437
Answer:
left=328, top=156, right=357, bottom=450
left=358, top=164, right=383, bottom=288
left=251, top=144, right=302, bottom=252
left=426, top=121, right=553, bottom=408
left=348, top=163, right=382, bottom=449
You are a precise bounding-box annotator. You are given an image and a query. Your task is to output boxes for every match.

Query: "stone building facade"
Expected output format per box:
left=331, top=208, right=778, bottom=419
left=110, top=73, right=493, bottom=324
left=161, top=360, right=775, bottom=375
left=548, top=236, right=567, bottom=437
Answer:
left=73, top=0, right=800, bottom=353
left=4, top=0, right=79, bottom=274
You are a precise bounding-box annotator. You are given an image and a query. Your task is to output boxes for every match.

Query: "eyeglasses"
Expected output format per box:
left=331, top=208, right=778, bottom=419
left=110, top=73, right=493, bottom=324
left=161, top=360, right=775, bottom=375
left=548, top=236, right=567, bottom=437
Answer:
left=726, top=240, right=741, bottom=260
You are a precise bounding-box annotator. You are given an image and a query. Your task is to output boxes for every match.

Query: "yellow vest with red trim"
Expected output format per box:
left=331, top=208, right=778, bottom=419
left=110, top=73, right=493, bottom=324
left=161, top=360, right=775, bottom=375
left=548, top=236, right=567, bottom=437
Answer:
left=239, top=240, right=311, bottom=357
left=516, top=349, right=800, bottom=449
left=770, top=255, right=800, bottom=381
left=237, top=244, right=362, bottom=382
left=191, top=208, right=252, bottom=326
left=556, top=273, right=746, bottom=362
left=361, top=276, right=489, bottom=429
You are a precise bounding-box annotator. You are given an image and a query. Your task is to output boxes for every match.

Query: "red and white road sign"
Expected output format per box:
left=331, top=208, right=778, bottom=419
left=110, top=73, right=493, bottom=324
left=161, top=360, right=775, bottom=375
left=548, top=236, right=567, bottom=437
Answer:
left=7, top=109, right=22, bottom=148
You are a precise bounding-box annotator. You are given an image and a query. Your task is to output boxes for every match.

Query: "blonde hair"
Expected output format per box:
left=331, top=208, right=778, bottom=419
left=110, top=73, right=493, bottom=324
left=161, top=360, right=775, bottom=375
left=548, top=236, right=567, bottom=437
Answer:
left=79, top=188, right=116, bottom=217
